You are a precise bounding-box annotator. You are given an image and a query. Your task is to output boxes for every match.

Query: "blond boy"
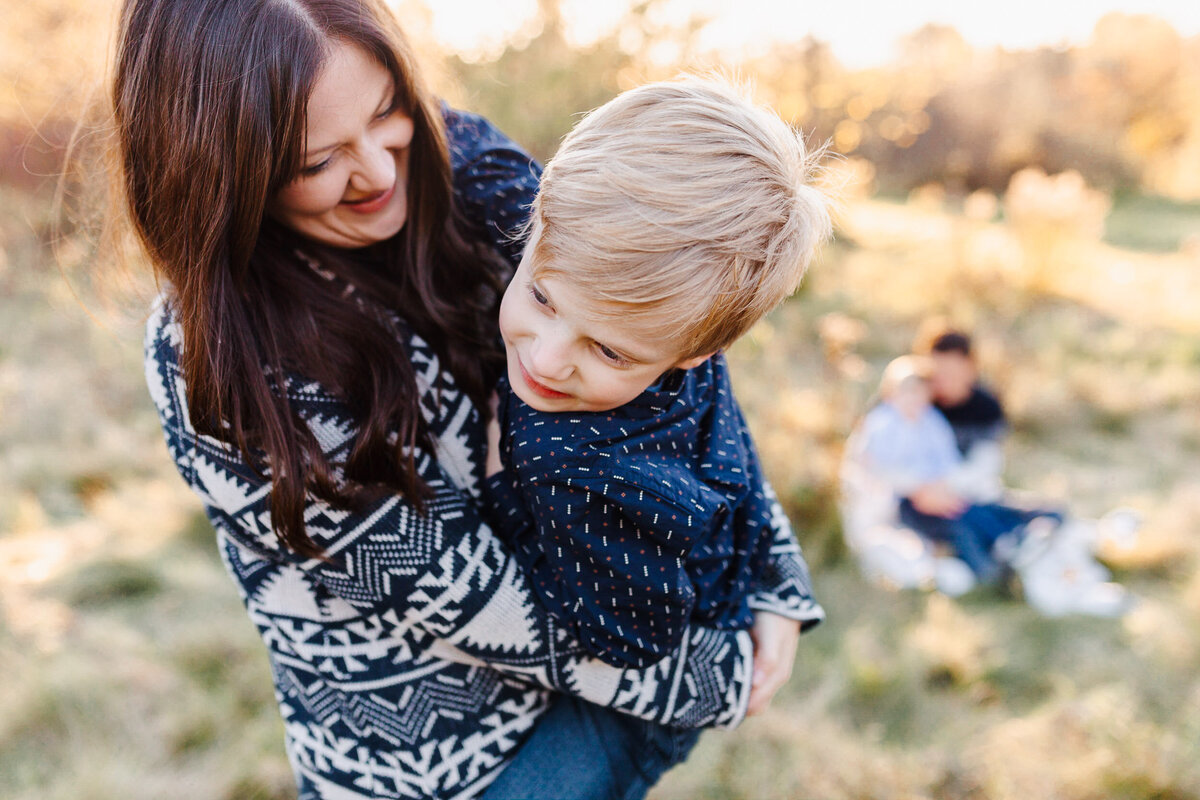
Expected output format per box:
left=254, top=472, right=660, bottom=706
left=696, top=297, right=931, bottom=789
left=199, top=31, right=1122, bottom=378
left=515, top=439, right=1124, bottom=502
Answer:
left=479, top=77, right=830, bottom=797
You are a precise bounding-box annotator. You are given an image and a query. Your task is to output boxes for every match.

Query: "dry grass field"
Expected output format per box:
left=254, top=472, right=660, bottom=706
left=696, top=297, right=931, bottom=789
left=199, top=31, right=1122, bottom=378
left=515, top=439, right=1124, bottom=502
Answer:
left=3, top=4, right=1200, bottom=795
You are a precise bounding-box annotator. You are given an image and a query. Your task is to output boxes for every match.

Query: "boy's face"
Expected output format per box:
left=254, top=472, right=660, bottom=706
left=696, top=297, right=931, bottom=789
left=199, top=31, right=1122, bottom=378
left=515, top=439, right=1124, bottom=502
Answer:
left=928, top=351, right=977, bottom=407
left=498, top=254, right=709, bottom=412
left=891, top=378, right=932, bottom=421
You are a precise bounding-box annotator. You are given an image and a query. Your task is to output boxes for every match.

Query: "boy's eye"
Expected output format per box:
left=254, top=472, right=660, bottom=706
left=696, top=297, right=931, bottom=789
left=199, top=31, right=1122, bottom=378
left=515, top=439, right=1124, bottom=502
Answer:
left=530, top=285, right=550, bottom=306
left=596, top=343, right=629, bottom=365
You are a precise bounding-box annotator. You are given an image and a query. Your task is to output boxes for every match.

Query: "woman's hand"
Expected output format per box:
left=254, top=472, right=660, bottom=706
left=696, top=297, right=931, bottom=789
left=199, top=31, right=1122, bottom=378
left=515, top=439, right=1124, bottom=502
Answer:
left=746, top=611, right=802, bottom=716
left=485, top=392, right=504, bottom=477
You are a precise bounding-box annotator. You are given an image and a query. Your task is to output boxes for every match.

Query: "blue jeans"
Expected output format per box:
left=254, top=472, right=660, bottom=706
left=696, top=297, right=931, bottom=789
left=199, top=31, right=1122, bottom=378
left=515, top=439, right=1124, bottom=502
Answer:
left=479, top=694, right=701, bottom=800
left=899, top=500, right=1058, bottom=582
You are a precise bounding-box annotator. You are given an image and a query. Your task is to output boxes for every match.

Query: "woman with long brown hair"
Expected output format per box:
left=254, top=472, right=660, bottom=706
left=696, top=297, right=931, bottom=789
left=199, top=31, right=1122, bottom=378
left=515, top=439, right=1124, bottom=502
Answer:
left=116, top=0, right=820, bottom=797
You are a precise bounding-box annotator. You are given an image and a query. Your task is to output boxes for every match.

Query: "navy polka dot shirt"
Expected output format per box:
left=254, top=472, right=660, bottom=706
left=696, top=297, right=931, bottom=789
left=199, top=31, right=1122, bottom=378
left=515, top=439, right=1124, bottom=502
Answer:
left=484, top=354, right=778, bottom=669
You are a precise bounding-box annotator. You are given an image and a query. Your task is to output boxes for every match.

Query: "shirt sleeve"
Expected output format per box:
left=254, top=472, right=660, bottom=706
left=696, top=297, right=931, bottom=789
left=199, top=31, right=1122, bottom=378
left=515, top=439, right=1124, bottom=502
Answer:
left=145, top=305, right=751, bottom=730
left=486, top=460, right=727, bottom=670
left=444, top=106, right=541, bottom=269
left=927, top=409, right=965, bottom=478
left=858, top=406, right=941, bottom=495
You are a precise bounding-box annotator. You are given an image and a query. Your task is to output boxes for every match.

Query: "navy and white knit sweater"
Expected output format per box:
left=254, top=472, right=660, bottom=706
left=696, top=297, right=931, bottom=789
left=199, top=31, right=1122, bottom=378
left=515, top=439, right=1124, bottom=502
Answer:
left=144, top=108, right=821, bottom=799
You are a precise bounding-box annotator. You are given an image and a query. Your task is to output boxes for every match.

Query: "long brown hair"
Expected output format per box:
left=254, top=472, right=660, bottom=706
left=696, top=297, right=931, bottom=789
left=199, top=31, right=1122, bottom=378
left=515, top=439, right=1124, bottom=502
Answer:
left=112, top=0, right=506, bottom=559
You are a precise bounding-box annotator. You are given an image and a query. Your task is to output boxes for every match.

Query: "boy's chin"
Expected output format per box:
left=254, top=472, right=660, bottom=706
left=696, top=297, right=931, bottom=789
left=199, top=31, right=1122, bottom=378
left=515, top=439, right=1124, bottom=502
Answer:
left=512, top=387, right=569, bottom=412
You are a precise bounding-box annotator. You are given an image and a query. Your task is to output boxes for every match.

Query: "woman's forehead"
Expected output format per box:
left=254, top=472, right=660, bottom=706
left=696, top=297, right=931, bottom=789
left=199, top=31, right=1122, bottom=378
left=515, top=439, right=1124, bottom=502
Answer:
left=304, top=43, right=393, bottom=150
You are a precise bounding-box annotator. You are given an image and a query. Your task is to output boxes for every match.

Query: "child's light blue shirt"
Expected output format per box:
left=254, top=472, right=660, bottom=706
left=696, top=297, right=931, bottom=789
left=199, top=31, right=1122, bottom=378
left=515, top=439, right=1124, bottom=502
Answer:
left=859, top=402, right=962, bottom=495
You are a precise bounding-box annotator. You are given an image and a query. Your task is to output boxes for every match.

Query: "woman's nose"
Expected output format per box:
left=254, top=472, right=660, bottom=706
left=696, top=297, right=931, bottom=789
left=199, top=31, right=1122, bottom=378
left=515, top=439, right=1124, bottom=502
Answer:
left=350, top=135, right=397, bottom=193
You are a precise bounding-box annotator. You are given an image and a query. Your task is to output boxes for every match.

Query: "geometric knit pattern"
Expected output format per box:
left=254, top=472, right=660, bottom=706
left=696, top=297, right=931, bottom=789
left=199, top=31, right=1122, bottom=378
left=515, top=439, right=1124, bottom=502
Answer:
left=142, top=107, right=821, bottom=799
left=146, top=299, right=759, bottom=799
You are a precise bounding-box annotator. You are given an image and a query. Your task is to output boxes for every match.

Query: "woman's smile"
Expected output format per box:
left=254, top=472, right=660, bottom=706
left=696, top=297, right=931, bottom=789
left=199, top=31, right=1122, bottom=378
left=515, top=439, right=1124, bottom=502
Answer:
left=341, top=182, right=397, bottom=214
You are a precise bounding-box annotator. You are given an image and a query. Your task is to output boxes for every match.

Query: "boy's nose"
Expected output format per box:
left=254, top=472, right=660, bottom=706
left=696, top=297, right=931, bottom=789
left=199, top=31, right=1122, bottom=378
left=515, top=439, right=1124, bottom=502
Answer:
left=527, top=336, right=573, bottom=382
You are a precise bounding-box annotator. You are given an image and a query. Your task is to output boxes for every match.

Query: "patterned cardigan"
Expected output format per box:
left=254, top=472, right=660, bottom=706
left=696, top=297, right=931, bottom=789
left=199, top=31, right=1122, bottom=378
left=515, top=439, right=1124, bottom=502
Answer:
left=143, top=108, right=823, bottom=800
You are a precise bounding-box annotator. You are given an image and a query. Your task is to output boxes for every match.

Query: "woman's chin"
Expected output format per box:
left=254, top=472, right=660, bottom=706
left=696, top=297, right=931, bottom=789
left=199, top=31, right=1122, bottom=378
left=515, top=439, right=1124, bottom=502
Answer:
left=348, top=208, right=408, bottom=248
left=298, top=202, right=409, bottom=250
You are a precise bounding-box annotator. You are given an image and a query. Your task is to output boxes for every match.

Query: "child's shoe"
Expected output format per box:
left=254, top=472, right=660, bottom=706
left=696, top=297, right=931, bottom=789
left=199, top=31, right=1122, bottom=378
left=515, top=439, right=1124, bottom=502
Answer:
left=1097, top=507, right=1141, bottom=551
left=933, top=556, right=976, bottom=597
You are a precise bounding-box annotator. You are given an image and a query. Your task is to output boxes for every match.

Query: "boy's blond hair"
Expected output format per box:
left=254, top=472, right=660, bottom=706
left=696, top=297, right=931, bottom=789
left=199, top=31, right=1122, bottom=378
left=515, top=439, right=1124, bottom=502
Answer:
left=525, top=75, right=832, bottom=359
left=879, top=355, right=933, bottom=400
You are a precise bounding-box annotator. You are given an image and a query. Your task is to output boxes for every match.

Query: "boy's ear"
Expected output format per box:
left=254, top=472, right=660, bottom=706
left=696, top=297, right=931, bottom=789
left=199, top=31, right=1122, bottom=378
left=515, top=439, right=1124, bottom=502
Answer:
left=675, top=352, right=717, bottom=370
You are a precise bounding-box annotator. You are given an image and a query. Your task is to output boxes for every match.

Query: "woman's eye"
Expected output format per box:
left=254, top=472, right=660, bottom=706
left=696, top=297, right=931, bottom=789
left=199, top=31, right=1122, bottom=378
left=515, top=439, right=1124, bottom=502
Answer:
left=300, top=157, right=332, bottom=177
left=376, top=96, right=399, bottom=120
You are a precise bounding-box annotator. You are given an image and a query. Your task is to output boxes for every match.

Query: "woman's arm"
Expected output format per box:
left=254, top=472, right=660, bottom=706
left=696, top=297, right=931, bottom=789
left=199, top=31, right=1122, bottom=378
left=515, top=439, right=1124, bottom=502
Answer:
left=745, top=476, right=825, bottom=629
left=724, top=390, right=824, bottom=630
left=445, top=106, right=541, bottom=269
left=146, top=305, right=751, bottom=729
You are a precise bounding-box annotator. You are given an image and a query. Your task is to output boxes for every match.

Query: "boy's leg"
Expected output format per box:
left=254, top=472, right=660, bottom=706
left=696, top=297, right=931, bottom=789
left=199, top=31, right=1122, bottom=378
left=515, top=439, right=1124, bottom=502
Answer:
left=968, top=503, right=1065, bottom=570
left=954, top=505, right=1018, bottom=581
left=900, top=500, right=998, bottom=581
left=972, top=503, right=1061, bottom=535
left=479, top=694, right=700, bottom=800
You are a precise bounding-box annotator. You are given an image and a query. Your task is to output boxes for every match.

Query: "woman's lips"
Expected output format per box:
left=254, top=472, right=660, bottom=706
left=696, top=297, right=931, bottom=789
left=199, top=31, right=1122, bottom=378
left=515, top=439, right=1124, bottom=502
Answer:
left=519, top=359, right=571, bottom=399
left=341, top=182, right=396, bottom=214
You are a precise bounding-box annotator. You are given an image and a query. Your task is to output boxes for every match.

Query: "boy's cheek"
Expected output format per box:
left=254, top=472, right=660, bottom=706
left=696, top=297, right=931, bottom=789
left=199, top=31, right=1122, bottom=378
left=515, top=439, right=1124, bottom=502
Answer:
left=497, top=289, right=518, bottom=342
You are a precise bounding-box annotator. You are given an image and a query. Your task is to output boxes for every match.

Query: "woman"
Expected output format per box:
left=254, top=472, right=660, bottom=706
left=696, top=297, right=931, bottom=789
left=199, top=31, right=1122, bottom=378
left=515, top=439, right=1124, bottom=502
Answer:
left=115, top=0, right=822, bottom=797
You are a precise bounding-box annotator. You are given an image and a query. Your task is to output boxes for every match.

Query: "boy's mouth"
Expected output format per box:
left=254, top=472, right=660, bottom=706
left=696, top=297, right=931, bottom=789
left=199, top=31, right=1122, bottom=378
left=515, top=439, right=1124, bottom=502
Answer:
left=518, top=358, right=571, bottom=400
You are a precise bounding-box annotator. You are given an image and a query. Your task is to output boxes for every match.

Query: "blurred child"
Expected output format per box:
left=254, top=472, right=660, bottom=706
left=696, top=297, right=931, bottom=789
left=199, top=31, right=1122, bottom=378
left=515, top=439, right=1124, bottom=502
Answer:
left=478, top=77, right=829, bottom=799
left=855, top=356, right=1056, bottom=583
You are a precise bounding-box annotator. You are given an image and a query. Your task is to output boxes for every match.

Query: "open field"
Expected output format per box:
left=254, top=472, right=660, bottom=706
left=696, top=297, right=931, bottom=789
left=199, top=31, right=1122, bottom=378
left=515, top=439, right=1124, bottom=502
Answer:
left=1, top=176, right=1198, bottom=799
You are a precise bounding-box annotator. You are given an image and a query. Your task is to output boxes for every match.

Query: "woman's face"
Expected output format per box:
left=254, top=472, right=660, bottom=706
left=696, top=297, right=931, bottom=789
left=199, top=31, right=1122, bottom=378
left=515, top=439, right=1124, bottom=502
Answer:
left=271, top=42, right=414, bottom=249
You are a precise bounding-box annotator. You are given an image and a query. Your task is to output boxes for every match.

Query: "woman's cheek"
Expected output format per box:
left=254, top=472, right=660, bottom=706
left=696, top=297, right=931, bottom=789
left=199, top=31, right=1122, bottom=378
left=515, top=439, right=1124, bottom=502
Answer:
left=275, top=171, right=346, bottom=218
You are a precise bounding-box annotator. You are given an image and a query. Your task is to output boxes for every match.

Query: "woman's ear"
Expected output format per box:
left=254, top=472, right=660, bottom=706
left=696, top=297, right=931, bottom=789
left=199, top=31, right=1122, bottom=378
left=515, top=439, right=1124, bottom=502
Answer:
left=674, top=352, right=716, bottom=370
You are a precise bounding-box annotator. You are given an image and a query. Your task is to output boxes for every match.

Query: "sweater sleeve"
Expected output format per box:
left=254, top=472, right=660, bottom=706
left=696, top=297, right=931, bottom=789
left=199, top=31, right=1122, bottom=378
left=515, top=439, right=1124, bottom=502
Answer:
left=145, top=302, right=751, bottom=730
left=745, top=476, right=825, bottom=629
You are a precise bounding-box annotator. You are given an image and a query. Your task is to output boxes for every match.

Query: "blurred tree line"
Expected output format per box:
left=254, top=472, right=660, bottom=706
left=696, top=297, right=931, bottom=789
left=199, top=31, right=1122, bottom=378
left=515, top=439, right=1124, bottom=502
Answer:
left=437, top=2, right=1200, bottom=201
left=3, top=0, right=1200, bottom=201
